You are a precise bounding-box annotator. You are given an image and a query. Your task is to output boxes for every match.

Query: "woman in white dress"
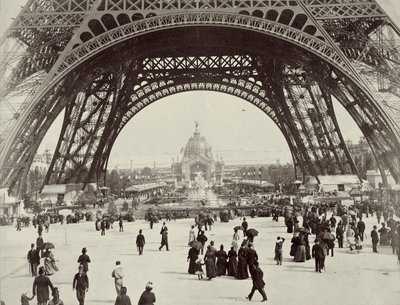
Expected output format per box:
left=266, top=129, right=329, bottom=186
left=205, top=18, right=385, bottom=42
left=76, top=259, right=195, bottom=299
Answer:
left=231, top=228, right=240, bottom=252
left=188, top=225, right=196, bottom=246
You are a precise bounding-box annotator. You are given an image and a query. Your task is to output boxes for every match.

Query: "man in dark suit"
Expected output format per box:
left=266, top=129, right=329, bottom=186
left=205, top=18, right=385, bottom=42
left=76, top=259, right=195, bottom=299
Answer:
left=33, top=266, right=54, bottom=305
left=159, top=223, right=169, bottom=251
left=77, top=247, right=91, bottom=273
left=356, top=217, right=366, bottom=242
left=241, top=217, right=248, bottom=237
left=136, top=229, right=145, bottom=255
left=197, top=231, right=208, bottom=255
left=27, top=243, right=40, bottom=276
left=312, top=239, right=325, bottom=272
left=73, top=264, right=89, bottom=305
left=246, top=242, right=258, bottom=273
left=246, top=261, right=267, bottom=302
left=371, top=225, right=379, bottom=253
left=36, top=234, right=44, bottom=257
left=336, top=222, right=344, bottom=248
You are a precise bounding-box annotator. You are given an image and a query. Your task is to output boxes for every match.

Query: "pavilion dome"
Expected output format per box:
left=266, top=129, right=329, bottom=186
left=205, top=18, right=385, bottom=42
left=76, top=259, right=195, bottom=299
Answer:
left=183, top=129, right=213, bottom=159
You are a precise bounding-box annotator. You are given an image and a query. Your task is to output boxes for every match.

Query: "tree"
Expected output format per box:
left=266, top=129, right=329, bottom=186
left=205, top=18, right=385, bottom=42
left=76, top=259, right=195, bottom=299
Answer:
left=26, top=167, right=46, bottom=203
left=121, top=175, right=132, bottom=192
left=108, top=201, right=118, bottom=216
left=122, top=201, right=129, bottom=211
left=267, top=163, right=295, bottom=191
left=107, top=169, right=122, bottom=195
left=141, top=167, right=153, bottom=181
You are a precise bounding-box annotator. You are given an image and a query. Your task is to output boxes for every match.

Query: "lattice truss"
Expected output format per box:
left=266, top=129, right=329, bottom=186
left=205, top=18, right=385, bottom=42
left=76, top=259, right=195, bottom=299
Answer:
left=282, top=66, right=357, bottom=176
left=311, top=1, right=400, bottom=124
left=0, top=0, right=400, bottom=194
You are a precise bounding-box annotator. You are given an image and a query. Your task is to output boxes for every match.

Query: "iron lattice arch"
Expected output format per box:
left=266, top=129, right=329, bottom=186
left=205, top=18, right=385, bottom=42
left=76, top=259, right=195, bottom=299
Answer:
left=0, top=1, right=400, bottom=194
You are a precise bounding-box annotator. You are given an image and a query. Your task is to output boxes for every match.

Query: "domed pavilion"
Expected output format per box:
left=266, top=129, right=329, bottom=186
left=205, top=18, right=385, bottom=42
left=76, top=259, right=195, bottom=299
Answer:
left=172, top=122, right=224, bottom=185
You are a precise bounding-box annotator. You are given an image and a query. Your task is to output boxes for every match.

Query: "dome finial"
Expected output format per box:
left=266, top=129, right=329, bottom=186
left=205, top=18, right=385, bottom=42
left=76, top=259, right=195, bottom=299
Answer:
left=194, top=120, right=199, bottom=132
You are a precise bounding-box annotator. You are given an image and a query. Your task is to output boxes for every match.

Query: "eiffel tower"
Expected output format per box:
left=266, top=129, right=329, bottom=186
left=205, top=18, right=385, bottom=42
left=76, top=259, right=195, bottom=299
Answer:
left=0, top=0, right=399, bottom=195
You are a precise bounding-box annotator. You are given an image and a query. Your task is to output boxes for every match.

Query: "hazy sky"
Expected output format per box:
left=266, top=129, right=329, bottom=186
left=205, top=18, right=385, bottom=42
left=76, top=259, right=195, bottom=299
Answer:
left=1, top=0, right=399, bottom=169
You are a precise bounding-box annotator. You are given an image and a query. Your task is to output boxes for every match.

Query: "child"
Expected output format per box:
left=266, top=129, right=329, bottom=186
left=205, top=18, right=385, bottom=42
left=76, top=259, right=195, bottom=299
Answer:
left=274, top=237, right=285, bottom=265
left=195, top=257, right=205, bottom=280
left=21, top=292, right=34, bottom=305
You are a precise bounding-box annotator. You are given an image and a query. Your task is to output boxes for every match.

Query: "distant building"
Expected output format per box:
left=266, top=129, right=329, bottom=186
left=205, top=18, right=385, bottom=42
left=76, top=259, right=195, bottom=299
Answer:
left=172, top=123, right=224, bottom=185
left=0, top=188, right=20, bottom=216
left=346, top=137, right=376, bottom=176
left=366, top=169, right=396, bottom=189
left=346, top=137, right=395, bottom=187
left=31, top=149, right=52, bottom=172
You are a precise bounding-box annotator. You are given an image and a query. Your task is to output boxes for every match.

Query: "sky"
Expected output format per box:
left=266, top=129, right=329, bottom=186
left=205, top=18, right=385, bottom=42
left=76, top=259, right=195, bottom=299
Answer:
left=0, top=0, right=399, bottom=169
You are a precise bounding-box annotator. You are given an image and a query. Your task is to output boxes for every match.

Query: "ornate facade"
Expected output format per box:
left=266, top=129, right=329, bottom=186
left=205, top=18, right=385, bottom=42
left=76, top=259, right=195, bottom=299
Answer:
left=172, top=124, right=224, bottom=185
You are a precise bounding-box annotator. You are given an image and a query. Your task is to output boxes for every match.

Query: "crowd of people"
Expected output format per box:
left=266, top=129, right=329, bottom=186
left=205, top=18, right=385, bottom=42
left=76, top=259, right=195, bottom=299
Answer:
left=2, top=195, right=400, bottom=305
left=186, top=216, right=267, bottom=301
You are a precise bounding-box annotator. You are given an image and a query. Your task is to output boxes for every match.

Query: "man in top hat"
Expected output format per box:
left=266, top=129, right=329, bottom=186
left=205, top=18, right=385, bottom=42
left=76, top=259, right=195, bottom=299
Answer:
left=36, top=234, right=44, bottom=257
left=27, top=243, right=40, bottom=276
left=246, top=242, right=258, bottom=274
left=246, top=261, right=267, bottom=302
left=241, top=217, right=248, bottom=238
left=136, top=230, right=145, bottom=255
left=159, top=223, right=169, bottom=251
left=371, top=225, right=379, bottom=253
left=77, top=248, right=91, bottom=273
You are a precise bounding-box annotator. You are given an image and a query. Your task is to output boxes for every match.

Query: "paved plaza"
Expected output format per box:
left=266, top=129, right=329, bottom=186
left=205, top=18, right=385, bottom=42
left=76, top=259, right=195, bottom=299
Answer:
left=0, top=215, right=399, bottom=305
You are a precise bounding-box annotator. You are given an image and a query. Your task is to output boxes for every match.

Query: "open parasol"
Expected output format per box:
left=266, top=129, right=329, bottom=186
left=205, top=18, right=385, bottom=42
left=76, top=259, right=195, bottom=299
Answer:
left=318, top=232, right=335, bottom=240
left=298, top=227, right=311, bottom=234
left=246, top=228, right=259, bottom=238
left=234, top=226, right=242, bottom=231
left=190, top=240, right=203, bottom=251
left=42, top=242, right=55, bottom=250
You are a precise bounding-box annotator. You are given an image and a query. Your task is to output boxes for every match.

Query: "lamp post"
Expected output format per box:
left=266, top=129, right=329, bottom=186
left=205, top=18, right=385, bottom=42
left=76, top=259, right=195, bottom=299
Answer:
left=259, top=168, right=262, bottom=190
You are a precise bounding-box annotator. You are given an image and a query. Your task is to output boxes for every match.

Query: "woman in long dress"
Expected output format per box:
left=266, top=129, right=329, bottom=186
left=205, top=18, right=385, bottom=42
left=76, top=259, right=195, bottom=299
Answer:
left=346, top=226, right=355, bottom=249
left=294, top=234, right=306, bottom=262
left=187, top=246, right=199, bottom=274
left=215, top=245, right=228, bottom=276
left=188, top=225, right=196, bottom=246
left=290, top=233, right=299, bottom=259
left=231, top=229, right=240, bottom=252
left=286, top=216, right=294, bottom=233
left=235, top=244, right=249, bottom=279
left=227, top=246, right=238, bottom=276
left=204, top=245, right=217, bottom=280
left=378, top=223, right=390, bottom=246
left=43, top=249, right=58, bottom=276
left=293, top=216, right=300, bottom=233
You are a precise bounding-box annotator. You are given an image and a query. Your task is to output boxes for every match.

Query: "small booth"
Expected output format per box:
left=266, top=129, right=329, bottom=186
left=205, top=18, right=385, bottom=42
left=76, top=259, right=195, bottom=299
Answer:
left=125, top=182, right=167, bottom=202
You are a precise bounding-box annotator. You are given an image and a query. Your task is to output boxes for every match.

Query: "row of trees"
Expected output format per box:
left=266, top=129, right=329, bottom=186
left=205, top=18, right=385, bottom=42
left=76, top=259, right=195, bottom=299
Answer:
left=106, top=167, right=160, bottom=196
left=236, top=163, right=295, bottom=192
